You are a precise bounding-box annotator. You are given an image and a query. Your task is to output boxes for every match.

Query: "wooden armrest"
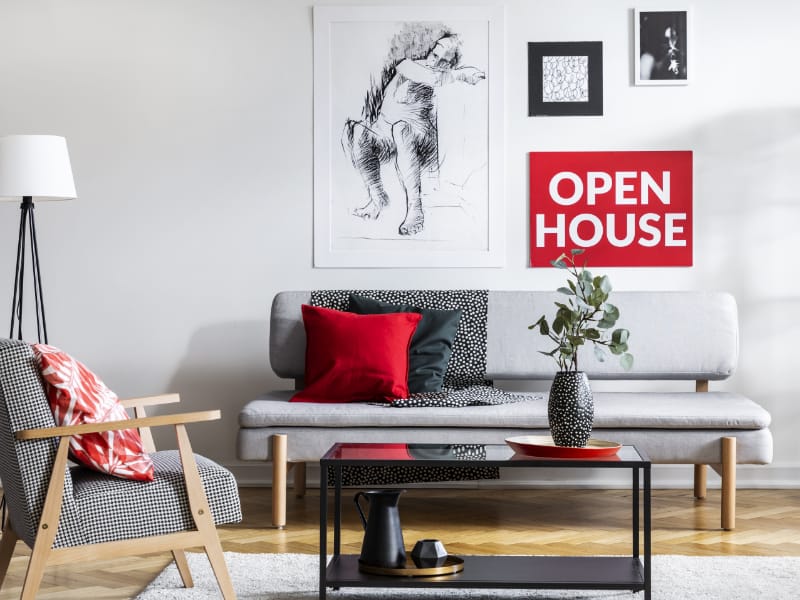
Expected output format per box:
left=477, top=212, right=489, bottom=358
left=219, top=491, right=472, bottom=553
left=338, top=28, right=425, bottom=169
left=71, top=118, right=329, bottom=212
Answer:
left=119, top=393, right=181, bottom=409
left=15, top=410, right=220, bottom=441
left=118, top=394, right=183, bottom=454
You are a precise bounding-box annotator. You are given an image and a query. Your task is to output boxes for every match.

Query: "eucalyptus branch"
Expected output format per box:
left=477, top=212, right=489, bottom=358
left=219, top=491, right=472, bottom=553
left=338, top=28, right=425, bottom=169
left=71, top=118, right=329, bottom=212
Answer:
left=530, top=249, right=634, bottom=373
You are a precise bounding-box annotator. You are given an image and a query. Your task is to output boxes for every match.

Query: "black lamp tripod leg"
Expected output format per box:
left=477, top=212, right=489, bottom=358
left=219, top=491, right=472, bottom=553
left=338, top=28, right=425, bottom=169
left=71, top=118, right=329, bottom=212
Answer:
left=9, top=199, right=29, bottom=340
left=8, top=197, right=47, bottom=343
left=27, top=203, right=47, bottom=344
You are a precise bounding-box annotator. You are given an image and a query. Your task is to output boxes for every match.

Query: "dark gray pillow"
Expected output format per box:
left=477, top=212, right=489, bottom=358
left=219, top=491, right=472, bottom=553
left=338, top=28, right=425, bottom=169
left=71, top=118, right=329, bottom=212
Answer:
left=348, top=294, right=462, bottom=393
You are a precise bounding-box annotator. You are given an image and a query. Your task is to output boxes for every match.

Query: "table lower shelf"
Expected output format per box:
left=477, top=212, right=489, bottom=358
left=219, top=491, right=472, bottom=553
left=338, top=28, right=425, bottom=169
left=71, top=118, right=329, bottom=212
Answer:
left=325, top=555, right=645, bottom=590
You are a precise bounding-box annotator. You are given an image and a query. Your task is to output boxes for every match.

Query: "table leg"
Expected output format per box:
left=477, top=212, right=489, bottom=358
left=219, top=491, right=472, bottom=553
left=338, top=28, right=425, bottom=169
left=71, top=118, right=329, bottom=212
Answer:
left=644, top=465, right=652, bottom=600
left=319, top=462, right=328, bottom=600
left=334, top=465, right=341, bottom=556
left=633, top=468, right=639, bottom=559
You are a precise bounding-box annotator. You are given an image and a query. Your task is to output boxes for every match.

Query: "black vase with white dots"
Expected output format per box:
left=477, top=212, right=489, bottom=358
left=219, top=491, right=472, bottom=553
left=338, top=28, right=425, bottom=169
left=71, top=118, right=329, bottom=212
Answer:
left=548, top=371, right=594, bottom=447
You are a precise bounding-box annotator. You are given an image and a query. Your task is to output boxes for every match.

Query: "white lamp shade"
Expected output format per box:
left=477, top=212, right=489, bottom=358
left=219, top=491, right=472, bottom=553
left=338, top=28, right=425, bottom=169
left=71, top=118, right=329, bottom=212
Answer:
left=0, top=135, right=77, bottom=200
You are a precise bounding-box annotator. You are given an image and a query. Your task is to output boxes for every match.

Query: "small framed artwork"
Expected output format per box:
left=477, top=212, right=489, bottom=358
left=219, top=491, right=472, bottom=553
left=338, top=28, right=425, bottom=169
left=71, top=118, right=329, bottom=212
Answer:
left=634, top=9, right=690, bottom=85
left=528, top=41, right=603, bottom=117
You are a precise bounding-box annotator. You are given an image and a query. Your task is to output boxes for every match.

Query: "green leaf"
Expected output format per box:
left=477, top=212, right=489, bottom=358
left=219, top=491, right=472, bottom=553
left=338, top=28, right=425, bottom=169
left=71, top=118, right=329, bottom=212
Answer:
left=557, top=306, right=573, bottom=321
left=557, top=286, right=574, bottom=296
left=593, top=345, right=607, bottom=362
left=620, top=353, right=634, bottom=370
left=551, top=258, right=567, bottom=269
left=583, top=328, right=601, bottom=340
left=567, top=335, right=585, bottom=346
left=596, top=275, right=612, bottom=294
left=575, top=297, right=592, bottom=313
left=553, top=317, right=564, bottom=334
left=598, top=305, right=620, bottom=328
left=570, top=248, right=585, bottom=256
left=598, top=315, right=617, bottom=329
left=612, top=328, right=630, bottom=344
left=609, top=342, right=629, bottom=355
left=590, top=288, right=606, bottom=308
left=604, top=303, right=619, bottom=319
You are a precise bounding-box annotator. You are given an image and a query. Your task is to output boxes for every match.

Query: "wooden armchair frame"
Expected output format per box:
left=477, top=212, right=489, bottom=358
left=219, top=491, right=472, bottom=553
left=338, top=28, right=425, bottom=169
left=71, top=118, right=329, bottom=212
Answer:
left=0, top=394, right=236, bottom=599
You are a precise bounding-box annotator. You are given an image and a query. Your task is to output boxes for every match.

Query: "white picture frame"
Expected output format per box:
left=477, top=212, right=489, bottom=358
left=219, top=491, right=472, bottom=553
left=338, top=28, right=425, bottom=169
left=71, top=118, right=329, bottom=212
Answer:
left=313, top=5, right=505, bottom=268
left=634, top=8, right=691, bottom=86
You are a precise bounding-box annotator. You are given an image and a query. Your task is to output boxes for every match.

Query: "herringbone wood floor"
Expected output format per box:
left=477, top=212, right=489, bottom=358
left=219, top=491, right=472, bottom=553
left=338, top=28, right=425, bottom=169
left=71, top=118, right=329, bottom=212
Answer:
left=1, top=487, right=799, bottom=599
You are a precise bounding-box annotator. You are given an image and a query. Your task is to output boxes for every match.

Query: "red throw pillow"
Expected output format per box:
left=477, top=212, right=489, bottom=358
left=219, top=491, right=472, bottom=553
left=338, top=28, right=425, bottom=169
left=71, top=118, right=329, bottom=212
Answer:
left=32, top=344, right=154, bottom=482
left=291, top=305, right=421, bottom=403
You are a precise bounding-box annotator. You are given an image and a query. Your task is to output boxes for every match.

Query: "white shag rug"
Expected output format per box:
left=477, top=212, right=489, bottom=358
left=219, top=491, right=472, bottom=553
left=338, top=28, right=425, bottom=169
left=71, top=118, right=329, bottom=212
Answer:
left=136, top=552, right=800, bottom=600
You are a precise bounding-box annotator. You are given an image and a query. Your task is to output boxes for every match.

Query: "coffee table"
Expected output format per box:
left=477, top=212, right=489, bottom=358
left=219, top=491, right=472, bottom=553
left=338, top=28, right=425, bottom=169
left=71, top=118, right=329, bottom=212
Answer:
left=319, top=442, right=651, bottom=599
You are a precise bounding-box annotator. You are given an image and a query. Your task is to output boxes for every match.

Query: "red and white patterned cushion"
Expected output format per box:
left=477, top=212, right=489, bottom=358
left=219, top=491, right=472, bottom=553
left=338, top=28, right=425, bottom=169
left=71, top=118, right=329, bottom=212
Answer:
left=32, top=344, right=154, bottom=482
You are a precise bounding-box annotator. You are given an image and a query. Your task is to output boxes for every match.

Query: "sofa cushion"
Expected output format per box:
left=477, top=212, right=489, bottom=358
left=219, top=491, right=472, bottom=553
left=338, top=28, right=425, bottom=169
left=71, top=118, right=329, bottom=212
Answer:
left=291, top=305, right=422, bottom=403
left=241, top=391, right=770, bottom=430
left=348, top=294, right=462, bottom=393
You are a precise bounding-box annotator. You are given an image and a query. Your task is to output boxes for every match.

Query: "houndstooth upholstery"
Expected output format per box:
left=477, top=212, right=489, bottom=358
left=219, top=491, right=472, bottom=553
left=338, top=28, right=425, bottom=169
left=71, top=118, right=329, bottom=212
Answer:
left=0, top=338, right=241, bottom=550
left=0, top=339, right=85, bottom=548
left=73, top=450, right=241, bottom=544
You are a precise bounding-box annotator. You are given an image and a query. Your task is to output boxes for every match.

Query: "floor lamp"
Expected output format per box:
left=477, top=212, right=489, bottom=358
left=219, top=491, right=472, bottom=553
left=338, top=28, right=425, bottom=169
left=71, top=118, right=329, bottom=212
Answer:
left=0, top=135, right=76, bottom=344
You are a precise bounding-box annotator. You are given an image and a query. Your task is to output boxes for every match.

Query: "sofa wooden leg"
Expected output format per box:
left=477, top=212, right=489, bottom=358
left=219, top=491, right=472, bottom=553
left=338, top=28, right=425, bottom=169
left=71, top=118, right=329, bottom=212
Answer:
left=272, top=433, right=288, bottom=529
left=293, top=461, right=307, bottom=498
left=693, top=464, right=707, bottom=499
left=721, top=437, right=736, bottom=530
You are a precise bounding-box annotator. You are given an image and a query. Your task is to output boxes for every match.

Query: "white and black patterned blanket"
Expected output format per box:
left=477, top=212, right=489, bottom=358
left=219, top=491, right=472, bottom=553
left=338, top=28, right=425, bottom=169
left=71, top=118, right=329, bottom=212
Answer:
left=310, top=289, right=535, bottom=408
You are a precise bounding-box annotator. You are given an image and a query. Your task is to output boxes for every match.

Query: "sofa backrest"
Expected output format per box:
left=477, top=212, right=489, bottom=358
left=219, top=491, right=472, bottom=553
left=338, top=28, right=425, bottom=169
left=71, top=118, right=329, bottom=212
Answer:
left=270, top=290, right=738, bottom=382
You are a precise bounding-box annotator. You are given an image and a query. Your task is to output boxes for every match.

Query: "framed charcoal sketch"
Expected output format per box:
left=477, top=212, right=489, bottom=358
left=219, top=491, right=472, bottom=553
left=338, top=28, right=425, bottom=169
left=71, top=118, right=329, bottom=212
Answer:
left=528, top=41, right=603, bottom=117
left=313, top=5, right=505, bottom=268
left=634, top=9, right=690, bottom=85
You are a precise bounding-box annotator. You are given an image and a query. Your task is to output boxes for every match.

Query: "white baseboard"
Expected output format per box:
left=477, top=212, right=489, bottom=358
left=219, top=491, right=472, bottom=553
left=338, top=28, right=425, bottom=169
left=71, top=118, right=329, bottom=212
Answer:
left=226, top=461, right=800, bottom=489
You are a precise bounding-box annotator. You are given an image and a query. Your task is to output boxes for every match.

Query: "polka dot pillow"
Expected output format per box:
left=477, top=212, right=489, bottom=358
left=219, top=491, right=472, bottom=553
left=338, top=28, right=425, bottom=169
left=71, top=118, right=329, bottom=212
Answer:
left=32, top=344, right=154, bottom=481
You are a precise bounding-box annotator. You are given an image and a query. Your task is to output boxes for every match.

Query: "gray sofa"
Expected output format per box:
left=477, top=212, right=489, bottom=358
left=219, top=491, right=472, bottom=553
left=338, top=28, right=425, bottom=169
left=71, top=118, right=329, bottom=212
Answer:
left=238, top=290, right=772, bottom=530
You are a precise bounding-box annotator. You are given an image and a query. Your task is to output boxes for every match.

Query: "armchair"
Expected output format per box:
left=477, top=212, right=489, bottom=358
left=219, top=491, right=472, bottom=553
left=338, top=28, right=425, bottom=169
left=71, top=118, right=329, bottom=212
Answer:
left=0, top=338, right=242, bottom=599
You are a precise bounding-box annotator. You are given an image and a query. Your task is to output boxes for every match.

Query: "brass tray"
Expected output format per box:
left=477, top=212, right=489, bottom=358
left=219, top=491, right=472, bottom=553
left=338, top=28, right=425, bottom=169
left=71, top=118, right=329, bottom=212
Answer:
left=358, top=555, right=464, bottom=577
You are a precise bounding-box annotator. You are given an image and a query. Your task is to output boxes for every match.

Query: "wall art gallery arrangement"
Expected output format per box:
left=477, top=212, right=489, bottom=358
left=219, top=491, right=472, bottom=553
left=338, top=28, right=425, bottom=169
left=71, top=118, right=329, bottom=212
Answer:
left=312, top=6, right=690, bottom=268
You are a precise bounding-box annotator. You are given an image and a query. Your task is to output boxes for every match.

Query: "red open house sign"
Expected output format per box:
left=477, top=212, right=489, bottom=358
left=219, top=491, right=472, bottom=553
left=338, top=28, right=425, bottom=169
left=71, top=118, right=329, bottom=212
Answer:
left=529, top=151, right=693, bottom=267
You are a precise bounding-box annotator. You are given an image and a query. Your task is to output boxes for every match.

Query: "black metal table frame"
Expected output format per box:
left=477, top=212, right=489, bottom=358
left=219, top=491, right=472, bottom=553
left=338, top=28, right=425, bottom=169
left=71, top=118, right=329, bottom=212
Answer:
left=319, top=444, right=651, bottom=599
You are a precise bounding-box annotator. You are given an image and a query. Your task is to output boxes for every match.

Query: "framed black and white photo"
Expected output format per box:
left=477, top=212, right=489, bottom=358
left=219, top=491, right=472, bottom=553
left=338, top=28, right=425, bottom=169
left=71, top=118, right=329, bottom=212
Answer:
left=313, top=5, right=505, bottom=268
left=528, top=42, right=603, bottom=117
left=634, top=9, right=690, bottom=85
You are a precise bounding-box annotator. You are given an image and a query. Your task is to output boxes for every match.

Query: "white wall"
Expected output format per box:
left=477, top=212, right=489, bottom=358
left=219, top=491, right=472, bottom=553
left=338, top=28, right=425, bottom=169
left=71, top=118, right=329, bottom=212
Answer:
left=1, top=0, right=798, bottom=487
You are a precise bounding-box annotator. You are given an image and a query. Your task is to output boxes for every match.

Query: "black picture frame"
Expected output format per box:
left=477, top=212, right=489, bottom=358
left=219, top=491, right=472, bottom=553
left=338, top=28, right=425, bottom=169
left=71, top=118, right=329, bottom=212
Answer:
left=528, top=41, right=603, bottom=117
